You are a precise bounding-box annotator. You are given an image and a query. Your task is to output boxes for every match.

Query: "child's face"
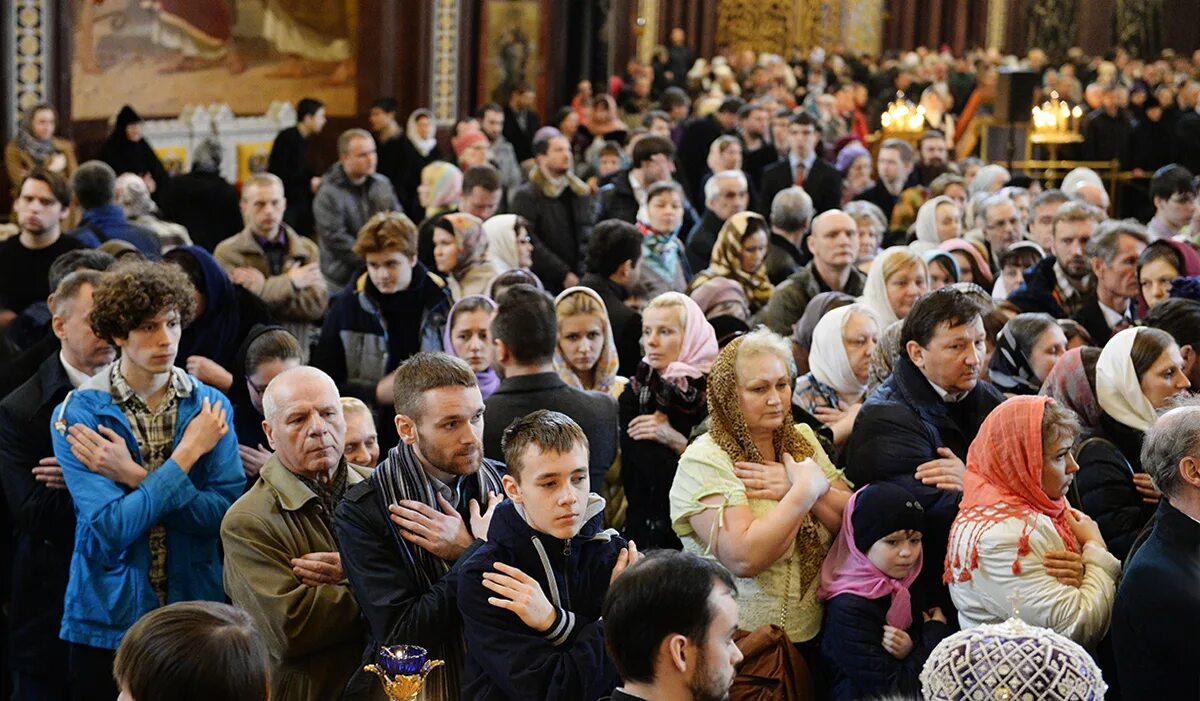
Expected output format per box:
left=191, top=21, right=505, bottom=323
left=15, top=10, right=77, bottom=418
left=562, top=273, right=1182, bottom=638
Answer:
left=598, top=154, right=621, bottom=177
left=647, top=192, right=684, bottom=233
left=1001, top=263, right=1024, bottom=293
left=866, top=529, right=923, bottom=579
left=503, top=444, right=591, bottom=540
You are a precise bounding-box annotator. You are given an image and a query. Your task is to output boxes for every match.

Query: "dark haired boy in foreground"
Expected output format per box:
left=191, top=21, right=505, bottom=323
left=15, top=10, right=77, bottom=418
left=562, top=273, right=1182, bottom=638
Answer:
left=458, top=409, right=639, bottom=700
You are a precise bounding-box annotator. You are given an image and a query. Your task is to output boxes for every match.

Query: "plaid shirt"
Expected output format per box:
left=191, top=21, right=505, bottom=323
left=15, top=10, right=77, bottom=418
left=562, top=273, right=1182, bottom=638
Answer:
left=110, top=364, right=193, bottom=605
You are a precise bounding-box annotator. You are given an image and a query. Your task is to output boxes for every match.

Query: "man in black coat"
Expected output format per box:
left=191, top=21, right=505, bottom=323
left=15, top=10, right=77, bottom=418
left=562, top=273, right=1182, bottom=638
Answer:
left=267, top=97, right=326, bottom=238
left=1081, top=87, right=1132, bottom=166
left=595, top=135, right=698, bottom=235
left=1070, top=220, right=1148, bottom=346
left=759, top=113, right=840, bottom=218
left=582, top=221, right=644, bottom=378
left=335, top=352, right=505, bottom=701
left=1112, top=406, right=1200, bottom=700
left=157, top=138, right=242, bottom=252
left=678, top=97, right=742, bottom=204
left=501, top=85, right=540, bottom=165
left=483, top=286, right=618, bottom=489
left=509, top=134, right=595, bottom=294
left=0, top=271, right=114, bottom=701
left=852, top=138, right=913, bottom=222
left=1004, top=200, right=1100, bottom=319
left=685, top=171, right=749, bottom=274
left=844, top=288, right=1004, bottom=609
left=1177, top=105, right=1200, bottom=174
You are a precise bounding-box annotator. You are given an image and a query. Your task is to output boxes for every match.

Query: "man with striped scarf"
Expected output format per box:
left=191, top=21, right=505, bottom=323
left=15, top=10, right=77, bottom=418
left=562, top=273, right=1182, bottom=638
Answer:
left=337, top=352, right=504, bottom=700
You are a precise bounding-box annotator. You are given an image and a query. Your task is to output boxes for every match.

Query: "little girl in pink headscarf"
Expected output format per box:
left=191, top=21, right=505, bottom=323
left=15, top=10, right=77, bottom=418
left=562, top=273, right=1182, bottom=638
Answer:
left=818, top=482, right=951, bottom=700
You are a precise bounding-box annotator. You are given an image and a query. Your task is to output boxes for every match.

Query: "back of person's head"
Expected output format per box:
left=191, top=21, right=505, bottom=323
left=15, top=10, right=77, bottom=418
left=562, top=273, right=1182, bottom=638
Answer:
left=902, top=287, right=983, bottom=348
left=462, top=164, right=502, bottom=193
left=492, top=284, right=557, bottom=366
left=371, top=96, right=399, bottom=114
left=587, top=220, right=643, bottom=277
left=659, top=87, right=690, bottom=113
left=1141, top=398, right=1200, bottom=499
left=501, top=409, right=589, bottom=482
left=90, top=261, right=198, bottom=343
left=1143, top=298, right=1200, bottom=351
left=20, top=168, right=71, bottom=209
left=1001, top=313, right=1059, bottom=355
left=50, top=269, right=104, bottom=317
left=244, top=328, right=302, bottom=377
left=71, top=160, right=117, bottom=209
left=1150, top=164, right=1197, bottom=203
left=770, top=186, right=813, bottom=233
left=296, top=97, right=324, bottom=121
left=392, top=351, right=479, bottom=418
left=630, top=135, right=675, bottom=168
left=1086, top=219, right=1150, bottom=264
left=487, top=268, right=544, bottom=299
left=115, top=172, right=156, bottom=218
left=603, top=551, right=737, bottom=685
left=353, top=211, right=418, bottom=258
left=338, top=128, right=373, bottom=156
left=48, top=249, right=115, bottom=290
left=192, top=137, right=223, bottom=173
left=113, top=601, right=269, bottom=701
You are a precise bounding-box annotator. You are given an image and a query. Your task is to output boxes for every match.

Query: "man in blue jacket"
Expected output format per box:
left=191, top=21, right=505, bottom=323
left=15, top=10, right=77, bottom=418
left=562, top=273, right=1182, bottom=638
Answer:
left=50, top=260, right=244, bottom=701
left=458, top=410, right=640, bottom=701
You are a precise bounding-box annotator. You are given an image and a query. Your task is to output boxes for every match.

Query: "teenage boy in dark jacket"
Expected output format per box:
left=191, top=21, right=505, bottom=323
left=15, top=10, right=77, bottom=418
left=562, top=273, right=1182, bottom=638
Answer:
left=458, top=410, right=640, bottom=701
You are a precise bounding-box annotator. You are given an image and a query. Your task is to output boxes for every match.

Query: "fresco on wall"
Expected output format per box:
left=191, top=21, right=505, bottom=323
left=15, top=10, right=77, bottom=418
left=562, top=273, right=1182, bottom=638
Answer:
left=72, top=0, right=358, bottom=120
left=480, top=0, right=542, bottom=104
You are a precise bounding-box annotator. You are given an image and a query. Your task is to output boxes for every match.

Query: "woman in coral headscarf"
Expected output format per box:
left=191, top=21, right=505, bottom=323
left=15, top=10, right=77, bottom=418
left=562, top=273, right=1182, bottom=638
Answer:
left=946, top=396, right=1120, bottom=649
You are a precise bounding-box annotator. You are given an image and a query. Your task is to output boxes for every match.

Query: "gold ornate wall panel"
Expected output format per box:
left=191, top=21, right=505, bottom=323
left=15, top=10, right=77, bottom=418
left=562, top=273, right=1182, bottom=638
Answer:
left=8, top=0, right=53, bottom=138
left=842, top=0, right=883, bottom=55
left=716, top=0, right=814, bottom=56
left=431, top=0, right=461, bottom=126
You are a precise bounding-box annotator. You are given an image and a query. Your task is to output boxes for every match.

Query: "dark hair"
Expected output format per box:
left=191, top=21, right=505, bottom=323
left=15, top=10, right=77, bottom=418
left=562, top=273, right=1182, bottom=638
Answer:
left=532, top=131, right=568, bottom=157
left=48, top=248, right=115, bottom=289
left=918, top=129, right=946, bottom=148
left=1150, top=164, right=1197, bottom=202
left=1032, top=188, right=1070, bottom=212
left=659, top=87, right=690, bottom=112
left=901, top=287, right=984, bottom=348
left=244, top=329, right=302, bottom=376
left=737, top=102, right=766, bottom=119
left=114, top=601, right=269, bottom=701
left=463, top=164, right=502, bottom=193
left=587, top=220, right=643, bottom=277
left=492, top=284, right=557, bottom=365
left=296, top=97, right=324, bottom=121
left=501, top=409, right=589, bottom=480
left=645, top=180, right=683, bottom=206
left=1143, top=298, right=1200, bottom=350
left=488, top=269, right=543, bottom=300
left=603, top=551, right=737, bottom=684
left=641, top=110, right=672, bottom=129
left=475, top=102, right=504, bottom=119
left=1138, top=240, right=1185, bottom=279
left=789, top=111, right=822, bottom=133
left=70, top=161, right=116, bottom=209
left=1131, top=327, right=1178, bottom=381
left=371, top=97, right=398, bottom=114
left=392, top=352, right=478, bottom=418
left=630, top=135, right=675, bottom=168
left=717, top=96, right=745, bottom=115
left=90, top=261, right=198, bottom=342
left=1002, top=313, right=1059, bottom=356
left=553, top=106, right=576, bottom=129
left=18, top=168, right=71, bottom=209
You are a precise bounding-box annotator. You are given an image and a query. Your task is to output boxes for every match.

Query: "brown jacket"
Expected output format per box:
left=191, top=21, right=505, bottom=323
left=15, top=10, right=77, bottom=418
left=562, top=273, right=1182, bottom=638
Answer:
left=214, top=225, right=328, bottom=322
left=222, top=456, right=369, bottom=701
left=4, top=138, right=78, bottom=196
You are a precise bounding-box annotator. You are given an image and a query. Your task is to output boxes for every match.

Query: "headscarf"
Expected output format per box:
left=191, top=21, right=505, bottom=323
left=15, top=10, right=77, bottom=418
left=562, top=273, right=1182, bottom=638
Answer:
left=867, top=319, right=906, bottom=392
left=819, top=483, right=925, bottom=629
left=1040, top=346, right=1102, bottom=429
left=988, top=322, right=1044, bottom=395
left=939, top=238, right=994, bottom=287
left=421, top=162, right=463, bottom=215
left=1136, top=239, right=1200, bottom=316
left=552, top=287, right=621, bottom=395
left=451, top=129, right=489, bottom=160
left=698, top=211, right=773, bottom=308
left=923, top=249, right=960, bottom=284
left=585, top=94, right=627, bottom=136
left=646, top=292, right=719, bottom=384
left=406, top=108, right=439, bottom=157
left=911, top=196, right=958, bottom=254
left=835, top=141, right=870, bottom=174
left=689, top=277, right=750, bottom=320
left=114, top=172, right=158, bottom=218
left=858, top=246, right=923, bottom=328
left=636, top=221, right=684, bottom=285
left=483, top=214, right=525, bottom=272
left=441, top=295, right=501, bottom=399
left=168, top=246, right=241, bottom=370
left=792, top=292, right=856, bottom=353
left=435, top=212, right=488, bottom=277
left=16, top=105, right=57, bottom=166
left=1096, top=327, right=1159, bottom=433
left=809, top=304, right=873, bottom=401
left=946, top=396, right=1079, bottom=584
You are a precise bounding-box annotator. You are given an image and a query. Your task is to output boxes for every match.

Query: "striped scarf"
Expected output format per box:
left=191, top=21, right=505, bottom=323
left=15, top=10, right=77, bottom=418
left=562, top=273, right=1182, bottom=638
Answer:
left=372, top=442, right=504, bottom=700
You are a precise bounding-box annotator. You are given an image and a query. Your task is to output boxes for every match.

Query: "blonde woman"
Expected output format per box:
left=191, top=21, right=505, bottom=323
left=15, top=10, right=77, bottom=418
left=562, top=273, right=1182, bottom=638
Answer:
left=858, top=246, right=929, bottom=328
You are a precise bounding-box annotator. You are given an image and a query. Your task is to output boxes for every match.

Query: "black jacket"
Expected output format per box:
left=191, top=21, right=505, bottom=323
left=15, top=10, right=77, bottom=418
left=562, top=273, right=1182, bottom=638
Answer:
left=843, top=357, right=1005, bottom=604
left=502, top=105, right=541, bottom=164
left=482, top=372, right=619, bottom=489
left=1005, top=255, right=1085, bottom=319
left=853, top=181, right=901, bottom=222
left=764, top=233, right=807, bottom=285
left=1071, top=296, right=1122, bottom=348
left=0, top=353, right=78, bottom=674
left=457, top=498, right=624, bottom=701
left=1075, top=414, right=1155, bottom=562
left=1177, top=110, right=1200, bottom=174
left=509, top=180, right=595, bottom=294
left=740, top=140, right=779, bottom=198
left=678, top=115, right=729, bottom=204
left=759, top=157, right=841, bottom=218
left=821, top=593, right=951, bottom=700
left=1082, top=109, right=1132, bottom=166
left=684, top=208, right=725, bottom=275
left=1112, top=500, right=1200, bottom=699
left=580, top=273, right=642, bottom=378
left=267, top=126, right=316, bottom=237
left=158, top=171, right=243, bottom=252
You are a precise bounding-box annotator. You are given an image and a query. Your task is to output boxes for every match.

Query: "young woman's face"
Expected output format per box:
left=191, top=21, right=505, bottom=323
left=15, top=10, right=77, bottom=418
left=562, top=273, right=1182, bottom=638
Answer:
left=1028, top=325, right=1069, bottom=384
left=885, top=263, right=927, bottom=319
left=432, top=228, right=462, bottom=274
left=719, top=143, right=742, bottom=171
left=450, top=309, right=494, bottom=373
left=558, top=313, right=606, bottom=374
left=950, top=250, right=975, bottom=283
left=928, top=259, right=954, bottom=290
left=866, top=529, right=923, bottom=579
left=935, top=202, right=962, bottom=242
left=647, top=192, right=684, bottom=234
left=30, top=108, right=56, bottom=140
left=642, top=306, right=684, bottom=370
left=739, top=230, right=769, bottom=275
left=1140, top=344, right=1192, bottom=409
left=415, top=115, right=432, bottom=140
left=1139, top=257, right=1180, bottom=309
left=1040, top=429, right=1078, bottom=499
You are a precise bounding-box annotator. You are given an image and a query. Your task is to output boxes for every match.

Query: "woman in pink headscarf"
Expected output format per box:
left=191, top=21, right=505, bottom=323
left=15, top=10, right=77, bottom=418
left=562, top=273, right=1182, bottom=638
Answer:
left=819, top=482, right=951, bottom=700
left=620, top=292, right=717, bottom=549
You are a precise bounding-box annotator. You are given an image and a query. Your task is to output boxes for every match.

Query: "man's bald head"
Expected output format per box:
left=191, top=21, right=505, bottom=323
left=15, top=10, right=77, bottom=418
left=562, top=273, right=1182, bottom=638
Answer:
left=1142, top=401, right=1200, bottom=501
left=262, top=366, right=338, bottom=422
left=262, top=367, right=347, bottom=479
left=807, top=209, right=860, bottom=269
left=811, top=209, right=855, bottom=235
left=1073, top=184, right=1110, bottom=213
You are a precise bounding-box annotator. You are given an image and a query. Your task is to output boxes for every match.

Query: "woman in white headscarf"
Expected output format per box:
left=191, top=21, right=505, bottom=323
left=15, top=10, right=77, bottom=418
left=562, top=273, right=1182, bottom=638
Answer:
left=793, top=304, right=879, bottom=449
left=858, top=246, right=928, bottom=329
left=482, top=214, right=533, bottom=273
left=1077, top=326, right=1192, bottom=561
left=910, top=196, right=962, bottom=254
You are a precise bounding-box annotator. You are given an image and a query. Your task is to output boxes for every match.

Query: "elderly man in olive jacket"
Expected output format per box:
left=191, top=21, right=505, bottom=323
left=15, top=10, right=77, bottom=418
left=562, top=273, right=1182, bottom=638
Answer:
left=222, top=366, right=368, bottom=701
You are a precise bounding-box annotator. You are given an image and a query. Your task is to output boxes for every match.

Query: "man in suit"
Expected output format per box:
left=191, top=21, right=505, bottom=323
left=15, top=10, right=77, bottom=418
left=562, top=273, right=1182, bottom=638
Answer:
left=1072, top=220, right=1148, bottom=346
left=759, top=112, right=840, bottom=218
left=1113, top=405, right=1200, bottom=699
left=483, top=285, right=618, bottom=490
left=852, top=138, right=913, bottom=222
left=0, top=271, right=114, bottom=701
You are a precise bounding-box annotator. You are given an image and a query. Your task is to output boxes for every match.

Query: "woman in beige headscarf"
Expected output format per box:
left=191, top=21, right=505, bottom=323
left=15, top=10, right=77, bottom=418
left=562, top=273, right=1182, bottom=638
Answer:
left=689, top=211, right=774, bottom=314
left=429, top=212, right=502, bottom=301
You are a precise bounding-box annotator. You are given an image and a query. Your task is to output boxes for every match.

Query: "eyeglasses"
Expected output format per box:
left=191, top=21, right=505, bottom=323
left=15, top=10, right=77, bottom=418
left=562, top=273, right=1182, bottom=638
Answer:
left=987, top=217, right=1021, bottom=230
left=720, top=190, right=749, bottom=200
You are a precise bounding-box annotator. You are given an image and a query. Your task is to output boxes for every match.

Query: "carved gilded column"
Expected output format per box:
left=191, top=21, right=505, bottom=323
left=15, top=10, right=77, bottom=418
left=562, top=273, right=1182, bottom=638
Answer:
left=7, top=0, right=54, bottom=138
left=842, top=0, right=883, bottom=55
left=986, top=0, right=1008, bottom=51
left=636, top=0, right=660, bottom=64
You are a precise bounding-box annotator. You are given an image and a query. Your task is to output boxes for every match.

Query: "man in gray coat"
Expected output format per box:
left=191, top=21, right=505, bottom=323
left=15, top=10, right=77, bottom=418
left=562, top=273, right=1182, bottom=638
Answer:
left=313, top=128, right=400, bottom=290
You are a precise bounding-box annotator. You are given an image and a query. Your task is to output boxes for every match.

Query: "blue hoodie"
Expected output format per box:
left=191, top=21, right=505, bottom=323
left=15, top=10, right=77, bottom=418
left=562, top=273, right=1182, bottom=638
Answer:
left=50, top=366, right=244, bottom=649
left=457, top=496, right=624, bottom=701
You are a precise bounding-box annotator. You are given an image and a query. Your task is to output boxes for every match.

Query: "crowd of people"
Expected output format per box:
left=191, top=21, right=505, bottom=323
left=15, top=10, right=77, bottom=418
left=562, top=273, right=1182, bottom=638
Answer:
left=3, top=33, right=1200, bottom=701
